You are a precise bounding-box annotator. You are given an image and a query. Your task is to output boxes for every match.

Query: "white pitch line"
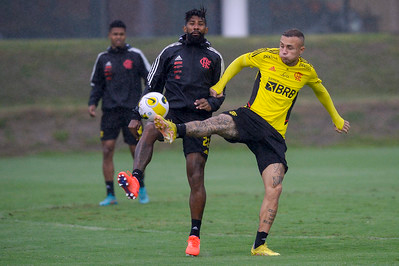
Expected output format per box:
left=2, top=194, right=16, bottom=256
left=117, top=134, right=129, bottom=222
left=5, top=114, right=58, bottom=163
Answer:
left=8, top=219, right=399, bottom=240
left=11, top=219, right=124, bottom=231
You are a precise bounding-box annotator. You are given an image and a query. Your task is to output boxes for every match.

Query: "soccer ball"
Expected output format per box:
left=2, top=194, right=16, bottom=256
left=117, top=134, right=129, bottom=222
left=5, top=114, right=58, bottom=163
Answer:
left=138, top=92, right=169, bottom=121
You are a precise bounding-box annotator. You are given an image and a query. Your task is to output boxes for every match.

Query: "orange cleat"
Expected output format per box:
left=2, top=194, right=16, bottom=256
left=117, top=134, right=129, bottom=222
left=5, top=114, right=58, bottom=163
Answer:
left=117, top=171, right=140, bottom=199
left=185, top=235, right=200, bottom=256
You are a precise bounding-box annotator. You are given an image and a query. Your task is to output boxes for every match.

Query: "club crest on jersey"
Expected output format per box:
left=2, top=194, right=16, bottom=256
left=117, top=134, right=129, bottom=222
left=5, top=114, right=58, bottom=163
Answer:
left=123, top=59, right=133, bottom=69
left=200, top=57, right=211, bottom=69
left=294, top=72, right=303, bottom=81
left=265, top=80, right=297, bottom=99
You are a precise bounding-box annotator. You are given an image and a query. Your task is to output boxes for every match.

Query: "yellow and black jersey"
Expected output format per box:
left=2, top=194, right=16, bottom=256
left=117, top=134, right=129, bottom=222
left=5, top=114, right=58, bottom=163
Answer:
left=212, top=48, right=344, bottom=138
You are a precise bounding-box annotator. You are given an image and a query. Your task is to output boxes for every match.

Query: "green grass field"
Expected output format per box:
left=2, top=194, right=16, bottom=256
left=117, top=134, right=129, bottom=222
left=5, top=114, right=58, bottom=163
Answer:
left=1, top=146, right=398, bottom=265
left=1, top=33, right=398, bottom=264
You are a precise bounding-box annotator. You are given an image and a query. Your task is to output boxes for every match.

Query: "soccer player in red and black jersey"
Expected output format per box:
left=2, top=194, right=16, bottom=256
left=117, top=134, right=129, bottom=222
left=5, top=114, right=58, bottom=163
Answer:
left=117, top=8, right=225, bottom=256
left=88, top=20, right=151, bottom=206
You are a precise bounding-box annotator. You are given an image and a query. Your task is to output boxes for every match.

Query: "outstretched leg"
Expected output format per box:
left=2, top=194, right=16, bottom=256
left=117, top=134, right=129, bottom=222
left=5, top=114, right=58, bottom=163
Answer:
left=154, top=114, right=239, bottom=142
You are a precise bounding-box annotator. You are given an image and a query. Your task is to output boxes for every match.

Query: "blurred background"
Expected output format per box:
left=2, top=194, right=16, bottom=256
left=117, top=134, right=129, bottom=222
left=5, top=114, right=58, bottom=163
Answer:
left=0, top=0, right=398, bottom=155
left=1, top=0, right=398, bottom=39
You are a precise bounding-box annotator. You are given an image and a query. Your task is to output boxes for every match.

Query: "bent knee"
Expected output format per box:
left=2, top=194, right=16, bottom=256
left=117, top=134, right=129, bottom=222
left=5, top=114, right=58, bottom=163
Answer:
left=187, top=173, right=205, bottom=188
left=142, top=123, right=162, bottom=138
left=266, top=185, right=283, bottom=201
left=102, top=141, right=115, bottom=155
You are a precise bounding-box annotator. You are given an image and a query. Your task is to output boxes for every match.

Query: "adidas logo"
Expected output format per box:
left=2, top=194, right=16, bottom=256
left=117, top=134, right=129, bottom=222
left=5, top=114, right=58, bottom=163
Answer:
left=175, top=55, right=182, bottom=61
left=192, top=226, right=198, bottom=230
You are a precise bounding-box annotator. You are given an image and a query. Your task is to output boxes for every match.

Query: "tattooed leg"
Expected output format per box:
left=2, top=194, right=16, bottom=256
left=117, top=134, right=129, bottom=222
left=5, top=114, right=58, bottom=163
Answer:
left=258, top=163, right=285, bottom=233
left=271, top=164, right=284, bottom=188
left=185, top=114, right=239, bottom=139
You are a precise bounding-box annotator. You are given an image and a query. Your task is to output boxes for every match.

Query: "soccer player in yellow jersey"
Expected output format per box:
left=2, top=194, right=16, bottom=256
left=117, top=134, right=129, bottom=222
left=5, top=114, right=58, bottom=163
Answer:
left=154, top=29, right=350, bottom=256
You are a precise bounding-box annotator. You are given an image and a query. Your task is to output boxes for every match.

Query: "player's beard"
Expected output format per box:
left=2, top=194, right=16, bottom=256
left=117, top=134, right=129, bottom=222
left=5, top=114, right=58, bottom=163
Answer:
left=186, top=32, right=205, bottom=45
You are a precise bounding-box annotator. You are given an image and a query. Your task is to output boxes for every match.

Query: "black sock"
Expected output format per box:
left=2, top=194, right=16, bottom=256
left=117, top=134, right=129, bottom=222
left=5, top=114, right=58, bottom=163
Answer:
left=176, top=124, right=186, bottom=138
left=254, top=231, right=268, bottom=248
left=105, top=181, right=114, bottom=196
left=132, top=169, right=145, bottom=187
left=189, top=219, right=202, bottom=238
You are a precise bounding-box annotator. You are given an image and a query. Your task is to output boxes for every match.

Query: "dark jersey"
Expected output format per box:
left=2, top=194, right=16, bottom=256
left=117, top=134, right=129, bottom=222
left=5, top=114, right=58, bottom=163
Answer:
left=132, top=35, right=225, bottom=120
left=89, top=44, right=151, bottom=110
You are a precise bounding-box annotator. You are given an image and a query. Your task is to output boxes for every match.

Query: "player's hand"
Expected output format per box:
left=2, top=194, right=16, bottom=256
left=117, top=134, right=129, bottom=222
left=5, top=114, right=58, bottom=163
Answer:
left=88, top=105, right=96, bottom=117
left=209, top=88, right=223, bottom=98
left=128, top=119, right=142, bottom=140
left=194, top=98, right=211, bottom=111
left=335, top=120, right=350, bottom=134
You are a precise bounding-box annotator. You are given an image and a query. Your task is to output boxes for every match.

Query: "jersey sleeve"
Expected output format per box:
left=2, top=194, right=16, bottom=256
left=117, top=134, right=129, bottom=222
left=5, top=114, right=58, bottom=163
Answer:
left=146, top=49, right=168, bottom=94
left=211, top=53, right=252, bottom=94
left=138, top=50, right=151, bottom=82
left=307, top=65, right=322, bottom=84
left=308, top=82, right=345, bottom=130
left=245, top=48, right=269, bottom=68
left=207, top=53, right=226, bottom=112
left=88, top=54, right=105, bottom=106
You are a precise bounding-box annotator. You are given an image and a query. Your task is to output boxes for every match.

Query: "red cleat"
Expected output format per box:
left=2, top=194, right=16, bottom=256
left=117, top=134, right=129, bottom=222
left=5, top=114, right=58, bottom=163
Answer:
left=185, top=235, right=200, bottom=256
left=117, top=171, right=140, bottom=199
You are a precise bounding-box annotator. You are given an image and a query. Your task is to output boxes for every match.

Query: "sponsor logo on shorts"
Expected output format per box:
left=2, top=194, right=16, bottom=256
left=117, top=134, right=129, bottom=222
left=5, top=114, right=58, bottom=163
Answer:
left=229, top=111, right=237, bottom=116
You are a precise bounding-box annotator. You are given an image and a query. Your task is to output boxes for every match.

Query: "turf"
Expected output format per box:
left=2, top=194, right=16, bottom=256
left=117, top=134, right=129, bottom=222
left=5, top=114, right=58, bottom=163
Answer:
left=0, top=146, right=398, bottom=265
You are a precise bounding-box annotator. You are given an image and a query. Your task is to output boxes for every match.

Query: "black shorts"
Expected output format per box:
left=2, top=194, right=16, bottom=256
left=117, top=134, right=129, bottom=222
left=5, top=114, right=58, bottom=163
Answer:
left=165, top=108, right=211, bottom=159
left=223, top=107, right=288, bottom=174
left=100, top=107, right=138, bottom=145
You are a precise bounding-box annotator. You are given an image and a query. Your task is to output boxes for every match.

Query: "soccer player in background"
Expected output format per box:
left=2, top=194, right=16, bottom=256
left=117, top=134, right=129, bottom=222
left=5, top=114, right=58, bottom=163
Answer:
left=88, top=20, right=151, bottom=206
left=154, top=29, right=350, bottom=256
left=117, top=7, right=225, bottom=256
